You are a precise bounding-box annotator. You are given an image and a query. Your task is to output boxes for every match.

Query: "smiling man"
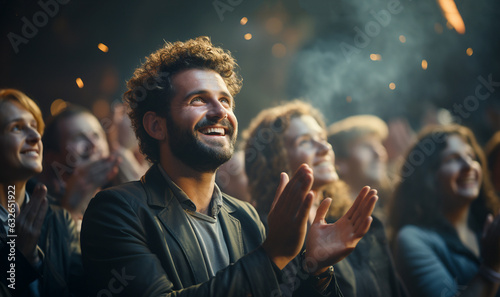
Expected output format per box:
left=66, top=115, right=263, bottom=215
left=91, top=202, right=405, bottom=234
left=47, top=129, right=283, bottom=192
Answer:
left=80, top=36, right=377, bottom=297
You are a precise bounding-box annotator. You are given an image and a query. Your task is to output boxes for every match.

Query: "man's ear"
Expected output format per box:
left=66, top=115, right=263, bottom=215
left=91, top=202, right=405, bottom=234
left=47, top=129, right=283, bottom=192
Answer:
left=143, top=111, right=167, bottom=141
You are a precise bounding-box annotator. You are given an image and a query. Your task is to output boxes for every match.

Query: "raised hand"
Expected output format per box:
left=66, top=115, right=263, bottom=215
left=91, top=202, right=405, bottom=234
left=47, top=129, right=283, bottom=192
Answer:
left=262, top=164, right=315, bottom=269
left=304, top=186, right=378, bottom=274
left=15, top=184, right=49, bottom=266
left=62, top=154, right=120, bottom=217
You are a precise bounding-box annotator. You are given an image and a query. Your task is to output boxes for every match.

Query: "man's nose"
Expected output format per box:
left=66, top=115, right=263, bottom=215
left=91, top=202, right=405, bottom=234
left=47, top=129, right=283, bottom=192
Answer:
left=206, top=100, right=228, bottom=121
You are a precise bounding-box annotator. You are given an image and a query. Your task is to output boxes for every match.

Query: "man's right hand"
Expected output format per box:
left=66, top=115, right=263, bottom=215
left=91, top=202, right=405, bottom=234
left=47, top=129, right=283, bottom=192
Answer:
left=262, top=164, right=314, bottom=270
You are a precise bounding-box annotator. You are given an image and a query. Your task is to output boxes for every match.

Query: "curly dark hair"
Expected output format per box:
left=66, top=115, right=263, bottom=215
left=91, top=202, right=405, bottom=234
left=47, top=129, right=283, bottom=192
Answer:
left=389, top=125, right=499, bottom=238
left=243, top=100, right=351, bottom=219
left=123, top=36, right=242, bottom=163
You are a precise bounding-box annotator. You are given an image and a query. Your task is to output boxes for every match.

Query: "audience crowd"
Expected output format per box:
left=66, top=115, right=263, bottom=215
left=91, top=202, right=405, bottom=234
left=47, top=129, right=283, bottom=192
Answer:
left=1, top=36, right=499, bottom=297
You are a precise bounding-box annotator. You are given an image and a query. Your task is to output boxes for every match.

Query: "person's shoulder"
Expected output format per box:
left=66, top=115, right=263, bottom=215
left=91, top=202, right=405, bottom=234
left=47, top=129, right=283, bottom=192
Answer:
left=45, top=203, right=70, bottom=221
left=397, top=224, right=443, bottom=247
left=87, top=181, right=149, bottom=214
left=95, top=180, right=145, bottom=201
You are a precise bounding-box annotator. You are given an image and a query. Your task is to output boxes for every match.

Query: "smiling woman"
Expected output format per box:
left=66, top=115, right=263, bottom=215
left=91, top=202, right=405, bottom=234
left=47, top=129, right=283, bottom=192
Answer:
left=390, top=125, right=500, bottom=297
left=0, top=90, right=44, bottom=182
left=0, top=89, right=83, bottom=297
left=243, top=100, right=405, bottom=297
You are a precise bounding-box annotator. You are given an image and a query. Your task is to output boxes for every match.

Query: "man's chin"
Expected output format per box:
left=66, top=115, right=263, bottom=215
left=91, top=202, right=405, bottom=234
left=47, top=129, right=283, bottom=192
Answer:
left=178, top=146, right=234, bottom=172
left=198, top=135, right=232, bottom=148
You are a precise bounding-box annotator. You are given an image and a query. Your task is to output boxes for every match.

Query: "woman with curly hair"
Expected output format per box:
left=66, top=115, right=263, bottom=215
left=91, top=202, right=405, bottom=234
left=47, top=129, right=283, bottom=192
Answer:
left=243, top=100, right=407, bottom=297
left=390, top=125, right=500, bottom=297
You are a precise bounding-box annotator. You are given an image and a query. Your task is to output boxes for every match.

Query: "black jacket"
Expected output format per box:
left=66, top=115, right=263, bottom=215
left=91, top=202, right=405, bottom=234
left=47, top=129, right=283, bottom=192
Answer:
left=0, top=201, right=83, bottom=297
left=81, top=165, right=340, bottom=297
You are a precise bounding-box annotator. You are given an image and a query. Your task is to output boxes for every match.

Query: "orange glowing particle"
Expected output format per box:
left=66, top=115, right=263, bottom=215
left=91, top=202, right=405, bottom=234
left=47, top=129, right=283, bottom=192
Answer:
left=422, top=60, right=428, bottom=70
left=76, top=78, right=84, bottom=88
left=466, top=48, right=473, bottom=56
left=438, top=0, right=465, bottom=34
left=98, top=43, right=109, bottom=52
left=50, top=99, right=67, bottom=116
left=389, top=83, right=396, bottom=90
left=399, top=35, right=406, bottom=43
left=244, top=33, right=252, bottom=40
left=240, top=17, right=248, bottom=25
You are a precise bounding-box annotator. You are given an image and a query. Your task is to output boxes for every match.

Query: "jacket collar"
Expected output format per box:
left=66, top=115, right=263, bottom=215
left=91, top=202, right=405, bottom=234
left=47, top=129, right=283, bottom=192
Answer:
left=141, top=165, right=171, bottom=208
left=140, top=165, right=245, bottom=277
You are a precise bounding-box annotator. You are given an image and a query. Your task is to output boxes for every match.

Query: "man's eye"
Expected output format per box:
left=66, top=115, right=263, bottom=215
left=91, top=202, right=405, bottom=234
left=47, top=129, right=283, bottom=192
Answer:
left=191, top=97, right=203, bottom=104
left=12, top=125, right=22, bottom=132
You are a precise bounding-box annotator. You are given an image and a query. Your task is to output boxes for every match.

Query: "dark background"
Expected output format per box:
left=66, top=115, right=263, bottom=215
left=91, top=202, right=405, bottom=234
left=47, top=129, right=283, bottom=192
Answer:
left=1, top=0, right=499, bottom=144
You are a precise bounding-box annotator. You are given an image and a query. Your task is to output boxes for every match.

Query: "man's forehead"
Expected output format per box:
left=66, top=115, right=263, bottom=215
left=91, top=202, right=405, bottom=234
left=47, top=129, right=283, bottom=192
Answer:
left=171, top=69, right=231, bottom=95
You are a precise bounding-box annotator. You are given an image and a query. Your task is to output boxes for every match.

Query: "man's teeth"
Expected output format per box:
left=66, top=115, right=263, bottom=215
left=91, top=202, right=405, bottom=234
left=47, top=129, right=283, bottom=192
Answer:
left=201, top=127, right=225, bottom=136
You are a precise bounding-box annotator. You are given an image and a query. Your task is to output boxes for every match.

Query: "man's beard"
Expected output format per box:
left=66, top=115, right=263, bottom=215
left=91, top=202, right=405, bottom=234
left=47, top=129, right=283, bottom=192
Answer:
left=166, top=116, right=236, bottom=172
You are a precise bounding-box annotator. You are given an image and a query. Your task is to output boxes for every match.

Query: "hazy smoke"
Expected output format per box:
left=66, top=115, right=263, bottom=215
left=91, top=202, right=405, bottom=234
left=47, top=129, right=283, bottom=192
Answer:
left=288, top=0, right=500, bottom=129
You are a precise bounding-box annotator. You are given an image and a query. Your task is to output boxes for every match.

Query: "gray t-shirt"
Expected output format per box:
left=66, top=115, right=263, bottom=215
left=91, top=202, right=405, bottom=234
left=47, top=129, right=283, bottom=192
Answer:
left=158, top=165, right=230, bottom=277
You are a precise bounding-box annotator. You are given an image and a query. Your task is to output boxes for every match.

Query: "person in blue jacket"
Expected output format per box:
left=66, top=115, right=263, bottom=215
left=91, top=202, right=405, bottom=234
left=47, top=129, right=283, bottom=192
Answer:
left=390, top=124, right=500, bottom=297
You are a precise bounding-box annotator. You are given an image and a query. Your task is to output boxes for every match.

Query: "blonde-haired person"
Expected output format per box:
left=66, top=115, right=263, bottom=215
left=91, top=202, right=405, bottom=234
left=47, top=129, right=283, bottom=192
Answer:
left=244, top=100, right=406, bottom=297
left=390, top=125, right=500, bottom=297
left=0, top=89, right=83, bottom=296
left=327, top=115, right=393, bottom=223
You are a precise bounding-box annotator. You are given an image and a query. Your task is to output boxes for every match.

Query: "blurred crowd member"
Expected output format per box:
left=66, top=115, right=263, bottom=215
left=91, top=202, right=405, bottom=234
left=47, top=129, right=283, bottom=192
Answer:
left=244, top=101, right=407, bottom=297
left=39, top=105, right=120, bottom=224
left=107, top=102, right=149, bottom=181
left=327, top=115, right=393, bottom=223
left=384, top=118, right=416, bottom=178
left=81, top=36, right=377, bottom=297
left=215, top=150, right=253, bottom=204
left=390, top=125, right=500, bottom=297
left=485, top=131, right=500, bottom=195
left=0, top=89, right=83, bottom=296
